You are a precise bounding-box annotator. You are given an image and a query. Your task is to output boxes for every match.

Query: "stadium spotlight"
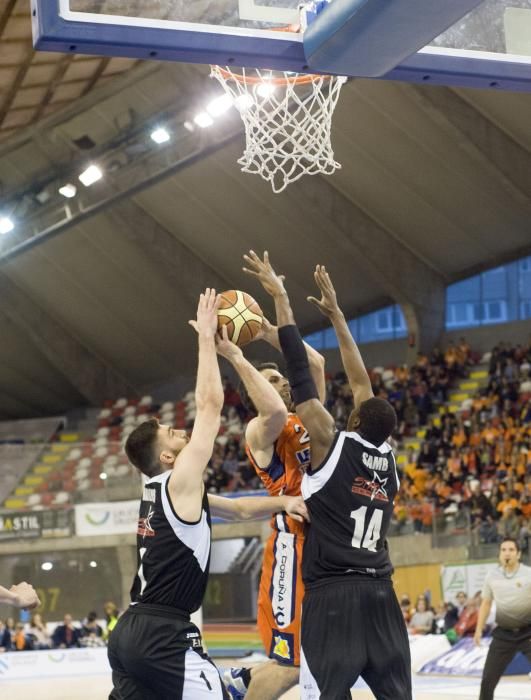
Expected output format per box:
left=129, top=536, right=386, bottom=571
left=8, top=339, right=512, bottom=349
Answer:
left=256, top=82, right=276, bottom=98
left=150, top=127, right=171, bottom=144
left=193, top=111, right=214, bottom=128
left=58, top=183, right=77, bottom=198
left=79, top=164, right=103, bottom=187
left=99, top=472, right=108, bottom=480
left=207, top=94, right=233, bottom=117
left=41, top=562, right=53, bottom=571
left=0, top=217, right=14, bottom=234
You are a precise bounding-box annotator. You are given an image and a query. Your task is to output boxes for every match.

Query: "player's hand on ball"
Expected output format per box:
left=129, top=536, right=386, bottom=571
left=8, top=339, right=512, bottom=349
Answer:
left=243, top=250, right=286, bottom=298
left=250, top=316, right=275, bottom=344
left=189, top=288, right=221, bottom=337
left=215, top=325, right=243, bottom=362
left=283, top=496, right=310, bottom=523
left=307, top=265, right=340, bottom=318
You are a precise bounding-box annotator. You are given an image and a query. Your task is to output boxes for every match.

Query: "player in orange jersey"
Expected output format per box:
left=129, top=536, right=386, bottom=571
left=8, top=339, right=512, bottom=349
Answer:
left=218, top=256, right=325, bottom=700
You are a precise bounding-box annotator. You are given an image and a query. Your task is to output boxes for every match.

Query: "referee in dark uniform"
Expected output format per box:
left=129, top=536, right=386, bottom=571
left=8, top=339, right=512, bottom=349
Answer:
left=474, top=537, right=531, bottom=700
left=107, top=289, right=309, bottom=700
left=243, top=254, right=412, bottom=700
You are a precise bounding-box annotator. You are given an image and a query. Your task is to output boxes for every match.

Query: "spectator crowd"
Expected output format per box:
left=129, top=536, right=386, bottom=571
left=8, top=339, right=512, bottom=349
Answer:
left=401, top=589, right=487, bottom=644
left=202, top=338, right=531, bottom=549
left=0, top=601, right=119, bottom=652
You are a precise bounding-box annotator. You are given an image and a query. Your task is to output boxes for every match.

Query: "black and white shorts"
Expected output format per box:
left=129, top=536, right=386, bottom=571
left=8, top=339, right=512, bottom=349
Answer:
left=300, top=577, right=412, bottom=700
left=108, top=604, right=230, bottom=700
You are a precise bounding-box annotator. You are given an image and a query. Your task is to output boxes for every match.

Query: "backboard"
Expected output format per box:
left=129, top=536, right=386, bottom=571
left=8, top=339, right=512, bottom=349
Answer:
left=32, top=0, right=531, bottom=91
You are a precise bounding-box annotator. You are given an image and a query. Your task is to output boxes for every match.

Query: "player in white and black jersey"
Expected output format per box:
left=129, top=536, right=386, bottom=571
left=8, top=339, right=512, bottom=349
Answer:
left=246, top=258, right=412, bottom=700
left=107, top=289, right=309, bottom=700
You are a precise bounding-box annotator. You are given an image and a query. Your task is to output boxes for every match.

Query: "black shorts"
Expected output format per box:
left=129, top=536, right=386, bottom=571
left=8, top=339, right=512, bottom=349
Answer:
left=107, top=605, right=230, bottom=700
left=300, top=577, right=412, bottom=700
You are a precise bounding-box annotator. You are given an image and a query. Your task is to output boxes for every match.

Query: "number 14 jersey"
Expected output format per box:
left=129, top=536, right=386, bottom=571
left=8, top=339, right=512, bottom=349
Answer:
left=301, top=431, right=399, bottom=586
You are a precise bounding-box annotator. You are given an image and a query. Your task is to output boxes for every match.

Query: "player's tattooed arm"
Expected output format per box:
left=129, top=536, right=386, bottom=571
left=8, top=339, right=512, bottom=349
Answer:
left=308, top=265, right=373, bottom=408
left=216, top=325, right=287, bottom=450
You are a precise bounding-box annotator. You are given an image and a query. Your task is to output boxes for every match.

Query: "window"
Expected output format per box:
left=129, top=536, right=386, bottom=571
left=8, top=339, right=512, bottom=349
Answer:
left=446, top=255, right=531, bottom=329
left=304, top=305, right=406, bottom=350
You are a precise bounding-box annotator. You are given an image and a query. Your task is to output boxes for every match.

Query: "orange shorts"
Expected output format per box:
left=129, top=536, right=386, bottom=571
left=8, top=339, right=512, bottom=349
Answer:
left=257, top=529, right=305, bottom=666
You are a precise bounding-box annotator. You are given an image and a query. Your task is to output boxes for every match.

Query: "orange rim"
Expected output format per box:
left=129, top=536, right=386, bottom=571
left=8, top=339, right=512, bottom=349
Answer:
left=212, top=23, right=331, bottom=86
left=212, top=66, right=328, bottom=86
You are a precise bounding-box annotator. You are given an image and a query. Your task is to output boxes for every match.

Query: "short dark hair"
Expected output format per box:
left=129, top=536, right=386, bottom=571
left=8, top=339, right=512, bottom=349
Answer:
left=124, top=417, right=161, bottom=478
left=238, top=362, right=281, bottom=415
left=500, top=537, right=520, bottom=552
left=356, top=397, right=397, bottom=447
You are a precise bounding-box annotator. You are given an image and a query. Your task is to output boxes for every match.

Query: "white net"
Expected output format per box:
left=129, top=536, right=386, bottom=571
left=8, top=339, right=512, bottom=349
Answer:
left=210, top=66, right=347, bottom=194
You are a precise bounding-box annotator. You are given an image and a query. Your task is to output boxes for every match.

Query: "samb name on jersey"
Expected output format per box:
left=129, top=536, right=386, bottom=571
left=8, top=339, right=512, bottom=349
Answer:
left=361, top=452, right=388, bottom=472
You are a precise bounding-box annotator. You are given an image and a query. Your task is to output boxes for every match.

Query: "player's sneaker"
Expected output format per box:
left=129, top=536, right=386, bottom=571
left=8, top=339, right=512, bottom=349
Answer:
left=222, top=667, right=248, bottom=700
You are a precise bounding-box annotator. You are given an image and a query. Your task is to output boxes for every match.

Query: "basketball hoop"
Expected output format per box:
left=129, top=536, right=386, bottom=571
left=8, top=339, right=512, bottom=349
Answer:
left=211, top=22, right=347, bottom=194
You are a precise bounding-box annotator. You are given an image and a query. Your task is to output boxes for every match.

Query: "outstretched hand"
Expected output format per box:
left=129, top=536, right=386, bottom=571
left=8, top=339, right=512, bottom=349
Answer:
left=215, top=324, right=243, bottom=362
left=307, top=265, right=340, bottom=318
left=284, top=496, right=310, bottom=523
left=10, top=581, right=41, bottom=610
left=189, top=288, right=221, bottom=337
left=243, top=250, right=286, bottom=298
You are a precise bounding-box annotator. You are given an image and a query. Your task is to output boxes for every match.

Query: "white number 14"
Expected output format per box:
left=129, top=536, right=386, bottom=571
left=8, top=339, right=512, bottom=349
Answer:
left=350, top=506, right=383, bottom=552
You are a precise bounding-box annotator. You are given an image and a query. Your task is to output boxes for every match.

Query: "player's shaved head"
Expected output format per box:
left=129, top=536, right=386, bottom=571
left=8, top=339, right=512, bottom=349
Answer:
left=350, top=397, right=397, bottom=447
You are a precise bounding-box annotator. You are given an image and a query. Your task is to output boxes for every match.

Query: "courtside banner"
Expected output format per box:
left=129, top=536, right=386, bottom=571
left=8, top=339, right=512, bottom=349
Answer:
left=419, top=637, right=488, bottom=676
left=75, top=500, right=138, bottom=536
left=0, top=647, right=110, bottom=680
left=419, top=637, right=531, bottom=677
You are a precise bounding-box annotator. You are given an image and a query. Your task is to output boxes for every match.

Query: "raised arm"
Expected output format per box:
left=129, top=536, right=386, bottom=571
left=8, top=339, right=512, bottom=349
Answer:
left=169, top=289, right=223, bottom=499
left=208, top=494, right=309, bottom=522
left=215, top=325, right=287, bottom=454
left=243, top=251, right=335, bottom=468
left=308, top=265, right=373, bottom=409
left=256, top=317, right=326, bottom=404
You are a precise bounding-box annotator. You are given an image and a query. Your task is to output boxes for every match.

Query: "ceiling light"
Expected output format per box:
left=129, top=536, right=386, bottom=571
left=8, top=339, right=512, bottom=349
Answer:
left=59, top=184, right=77, bottom=198
left=0, top=217, right=14, bottom=235
left=79, top=165, right=103, bottom=187
left=99, top=472, right=108, bottom=480
left=234, top=94, right=254, bottom=112
left=89, top=560, right=98, bottom=568
left=183, top=121, right=195, bottom=133
left=207, top=94, right=233, bottom=117
left=256, top=82, right=276, bottom=98
left=41, top=562, right=53, bottom=571
left=193, top=111, right=214, bottom=128
left=150, top=127, right=170, bottom=144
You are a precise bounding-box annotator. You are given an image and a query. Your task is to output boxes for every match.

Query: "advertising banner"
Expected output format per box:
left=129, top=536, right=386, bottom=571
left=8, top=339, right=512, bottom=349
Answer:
left=419, top=637, right=531, bottom=676
left=75, top=500, right=138, bottom=536
left=0, top=512, right=41, bottom=540
left=0, top=509, right=73, bottom=541
left=0, top=647, right=110, bottom=681
left=441, top=562, right=498, bottom=601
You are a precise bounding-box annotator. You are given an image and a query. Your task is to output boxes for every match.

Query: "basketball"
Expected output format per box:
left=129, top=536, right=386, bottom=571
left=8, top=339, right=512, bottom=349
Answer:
left=217, top=290, right=263, bottom=347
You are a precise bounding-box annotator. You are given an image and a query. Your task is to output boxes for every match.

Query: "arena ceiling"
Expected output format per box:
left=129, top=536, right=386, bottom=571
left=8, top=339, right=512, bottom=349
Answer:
left=0, top=8, right=530, bottom=419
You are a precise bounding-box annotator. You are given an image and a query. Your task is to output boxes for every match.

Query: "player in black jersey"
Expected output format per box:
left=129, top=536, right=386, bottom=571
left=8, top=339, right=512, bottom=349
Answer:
left=107, top=289, right=309, bottom=700
left=243, top=256, right=412, bottom=700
